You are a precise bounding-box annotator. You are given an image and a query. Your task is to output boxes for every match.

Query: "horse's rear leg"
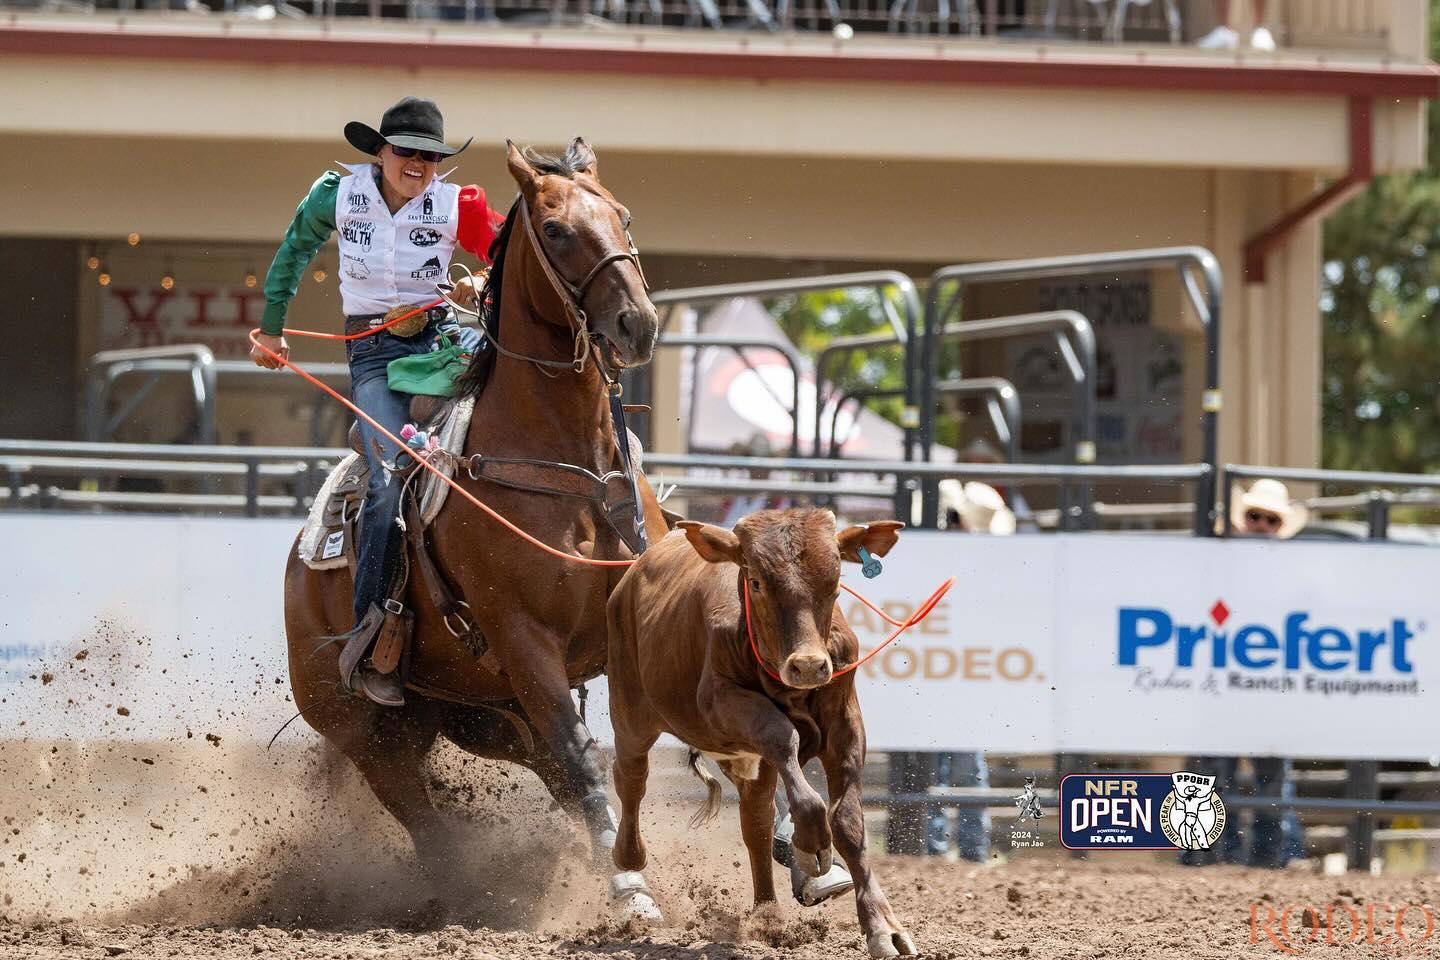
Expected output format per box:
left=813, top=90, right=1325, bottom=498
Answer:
left=331, top=708, right=448, bottom=866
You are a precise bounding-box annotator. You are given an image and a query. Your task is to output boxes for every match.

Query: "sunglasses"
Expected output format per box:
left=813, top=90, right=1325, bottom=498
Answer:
left=1246, top=510, right=1282, bottom=527
left=390, top=145, right=445, bottom=164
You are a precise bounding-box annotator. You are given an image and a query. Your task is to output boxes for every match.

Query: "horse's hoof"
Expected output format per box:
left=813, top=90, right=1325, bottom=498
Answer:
left=867, top=930, right=916, bottom=958
left=610, top=870, right=663, bottom=925
left=793, top=844, right=833, bottom=878
left=793, top=846, right=821, bottom=877
left=792, top=858, right=853, bottom=906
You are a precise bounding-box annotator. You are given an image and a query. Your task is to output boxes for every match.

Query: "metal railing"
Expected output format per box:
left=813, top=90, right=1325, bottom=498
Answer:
left=827, top=377, right=1020, bottom=465
left=919, top=247, right=1221, bottom=534
left=0, top=438, right=1211, bottom=522
left=653, top=332, right=806, bottom=457
left=8, top=438, right=1440, bottom=547
left=814, top=308, right=1096, bottom=469
left=85, top=347, right=350, bottom=448
left=4, top=0, right=1392, bottom=52
left=653, top=271, right=923, bottom=463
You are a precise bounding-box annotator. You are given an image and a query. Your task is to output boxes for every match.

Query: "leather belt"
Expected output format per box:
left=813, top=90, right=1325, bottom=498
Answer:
left=344, top=306, right=447, bottom=337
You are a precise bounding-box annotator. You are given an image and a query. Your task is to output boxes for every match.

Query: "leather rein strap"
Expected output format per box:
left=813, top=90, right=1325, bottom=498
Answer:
left=438, top=193, right=651, bottom=555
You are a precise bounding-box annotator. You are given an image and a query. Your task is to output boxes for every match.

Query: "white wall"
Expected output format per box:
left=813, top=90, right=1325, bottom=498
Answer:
left=2, top=515, right=1432, bottom=758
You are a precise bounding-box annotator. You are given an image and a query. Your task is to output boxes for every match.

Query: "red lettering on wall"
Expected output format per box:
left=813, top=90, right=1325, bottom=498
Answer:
left=189, top=290, right=219, bottom=327
left=109, top=289, right=175, bottom=347
left=230, top=291, right=263, bottom=329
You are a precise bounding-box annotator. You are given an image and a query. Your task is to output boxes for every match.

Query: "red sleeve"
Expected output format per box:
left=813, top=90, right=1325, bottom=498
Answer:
left=457, top=185, right=503, bottom=264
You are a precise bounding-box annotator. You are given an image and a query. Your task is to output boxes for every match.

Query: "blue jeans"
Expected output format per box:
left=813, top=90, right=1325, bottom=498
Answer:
left=927, top=752, right=990, bottom=862
left=1179, top=756, right=1303, bottom=868
left=346, top=325, right=439, bottom=625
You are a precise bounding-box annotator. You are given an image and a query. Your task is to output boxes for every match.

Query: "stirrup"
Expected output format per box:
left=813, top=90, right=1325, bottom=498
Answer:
left=355, top=665, right=406, bottom=707
left=325, top=603, right=386, bottom=696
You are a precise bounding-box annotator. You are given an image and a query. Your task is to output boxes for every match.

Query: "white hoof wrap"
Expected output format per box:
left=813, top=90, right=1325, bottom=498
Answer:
left=793, top=858, right=854, bottom=906
left=610, top=870, right=663, bottom=923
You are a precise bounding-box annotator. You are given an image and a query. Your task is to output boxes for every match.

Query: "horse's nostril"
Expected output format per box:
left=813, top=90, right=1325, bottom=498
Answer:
left=617, top=309, right=634, bottom=342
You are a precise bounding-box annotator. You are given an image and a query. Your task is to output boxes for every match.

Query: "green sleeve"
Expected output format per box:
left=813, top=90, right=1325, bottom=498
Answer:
left=260, top=171, right=340, bottom=335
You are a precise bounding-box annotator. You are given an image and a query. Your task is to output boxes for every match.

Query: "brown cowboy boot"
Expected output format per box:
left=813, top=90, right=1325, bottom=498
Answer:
left=325, top=603, right=406, bottom=707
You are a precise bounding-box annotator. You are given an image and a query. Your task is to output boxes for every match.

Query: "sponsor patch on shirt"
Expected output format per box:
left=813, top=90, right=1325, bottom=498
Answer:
left=341, top=220, right=375, bottom=252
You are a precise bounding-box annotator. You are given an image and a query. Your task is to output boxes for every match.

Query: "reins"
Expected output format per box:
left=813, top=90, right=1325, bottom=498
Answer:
left=742, top=574, right=956, bottom=685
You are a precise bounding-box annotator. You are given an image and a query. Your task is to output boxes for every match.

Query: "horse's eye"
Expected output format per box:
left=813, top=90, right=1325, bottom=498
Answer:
left=748, top=578, right=762, bottom=592
left=542, top=221, right=566, bottom=240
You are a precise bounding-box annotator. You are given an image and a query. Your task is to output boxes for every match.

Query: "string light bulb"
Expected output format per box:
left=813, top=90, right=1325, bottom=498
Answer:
left=160, top=260, right=176, bottom=291
left=98, top=267, right=112, bottom=287
left=312, top=268, right=327, bottom=283
left=86, top=253, right=100, bottom=271
left=244, top=268, right=258, bottom=289
left=127, top=232, right=141, bottom=247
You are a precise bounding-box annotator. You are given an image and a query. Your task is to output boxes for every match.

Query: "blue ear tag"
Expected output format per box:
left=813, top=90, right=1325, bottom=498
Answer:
left=857, top=546, right=883, bottom=579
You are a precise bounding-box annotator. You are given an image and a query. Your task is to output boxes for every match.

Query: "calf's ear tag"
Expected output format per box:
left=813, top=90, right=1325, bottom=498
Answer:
left=857, top=546, right=882, bottom=579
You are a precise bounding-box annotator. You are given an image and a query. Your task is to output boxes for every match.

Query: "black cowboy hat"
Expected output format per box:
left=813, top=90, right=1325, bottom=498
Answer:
left=344, top=96, right=472, bottom=158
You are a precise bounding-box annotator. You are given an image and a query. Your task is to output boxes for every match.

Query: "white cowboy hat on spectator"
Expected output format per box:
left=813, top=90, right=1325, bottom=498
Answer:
left=938, top=480, right=1016, bottom=535
left=1230, top=478, right=1308, bottom=539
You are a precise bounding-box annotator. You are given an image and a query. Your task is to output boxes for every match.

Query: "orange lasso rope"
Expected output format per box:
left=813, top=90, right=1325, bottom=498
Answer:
left=249, top=310, right=635, bottom=567
left=744, top=576, right=956, bottom=683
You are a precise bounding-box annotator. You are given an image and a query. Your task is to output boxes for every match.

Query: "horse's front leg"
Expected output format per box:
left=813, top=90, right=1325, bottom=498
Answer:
left=498, top=615, right=658, bottom=919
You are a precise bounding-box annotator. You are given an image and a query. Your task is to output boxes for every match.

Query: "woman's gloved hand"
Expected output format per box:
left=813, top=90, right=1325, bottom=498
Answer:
left=453, top=324, right=484, bottom=354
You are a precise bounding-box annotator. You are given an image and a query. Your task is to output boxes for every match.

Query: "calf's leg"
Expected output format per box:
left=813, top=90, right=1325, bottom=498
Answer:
left=821, top=707, right=916, bottom=958
left=703, top=682, right=832, bottom=876
left=611, top=727, right=659, bottom=872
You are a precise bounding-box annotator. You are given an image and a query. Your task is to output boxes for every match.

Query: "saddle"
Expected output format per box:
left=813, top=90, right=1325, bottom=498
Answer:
left=300, top=395, right=475, bottom=572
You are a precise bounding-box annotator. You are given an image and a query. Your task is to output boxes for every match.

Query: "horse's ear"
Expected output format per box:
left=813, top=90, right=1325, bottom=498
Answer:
left=506, top=140, right=540, bottom=193
left=570, top=137, right=598, bottom=178
left=676, top=520, right=741, bottom=565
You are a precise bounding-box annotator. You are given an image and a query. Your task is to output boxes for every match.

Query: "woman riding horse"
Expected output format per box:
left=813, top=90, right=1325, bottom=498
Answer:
left=251, top=97, right=502, bottom=706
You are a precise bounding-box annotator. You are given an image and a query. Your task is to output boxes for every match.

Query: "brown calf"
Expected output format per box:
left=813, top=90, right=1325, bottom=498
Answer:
left=605, top=507, right=916, bottom=958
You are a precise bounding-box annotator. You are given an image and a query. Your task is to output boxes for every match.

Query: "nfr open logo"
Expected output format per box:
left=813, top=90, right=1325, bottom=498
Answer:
left=1061, top=774, right=1225, bottom=850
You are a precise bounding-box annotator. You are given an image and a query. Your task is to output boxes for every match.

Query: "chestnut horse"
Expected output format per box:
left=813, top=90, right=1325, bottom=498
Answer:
left=284, top=139, right=668, bottom=917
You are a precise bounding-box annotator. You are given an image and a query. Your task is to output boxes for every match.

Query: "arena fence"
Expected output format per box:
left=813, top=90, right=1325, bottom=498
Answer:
left=0, top=0, right=1394, bottom=50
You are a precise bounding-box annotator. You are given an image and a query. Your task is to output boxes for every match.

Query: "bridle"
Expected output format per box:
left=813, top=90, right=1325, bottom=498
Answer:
left=438, top=190, right=654, bottom=553
left=441, top=193, right=647, bottom=380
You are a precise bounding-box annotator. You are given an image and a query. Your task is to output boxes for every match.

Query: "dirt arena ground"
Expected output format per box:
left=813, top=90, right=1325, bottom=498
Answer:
left=1, top=633, right=1433, bottom=959
left=4, top=731, right=1436, bottom=960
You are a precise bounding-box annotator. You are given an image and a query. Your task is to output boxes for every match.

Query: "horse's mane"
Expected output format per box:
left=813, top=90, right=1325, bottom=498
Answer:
left=455, top=143, right=592, bottom=400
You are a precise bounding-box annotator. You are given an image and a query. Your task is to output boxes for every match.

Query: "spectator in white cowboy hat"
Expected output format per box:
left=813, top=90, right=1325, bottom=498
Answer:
left=913, top=478, right=1016, bottom=863
left=1183, top=476, right=1307, bottom=869
left=1230, top=478, right=1308, bottom=539
left=938, top=479, right=1018, bottom=535
left=1195, top=0, right=1275, bottom=51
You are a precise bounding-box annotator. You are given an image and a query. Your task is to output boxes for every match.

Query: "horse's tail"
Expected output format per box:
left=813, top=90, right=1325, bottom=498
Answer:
left=686, top=749, right=723, bottom=828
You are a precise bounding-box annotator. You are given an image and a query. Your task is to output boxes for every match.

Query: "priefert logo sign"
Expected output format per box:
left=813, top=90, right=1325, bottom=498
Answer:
left=1117, top=600, right=1420, bottom=697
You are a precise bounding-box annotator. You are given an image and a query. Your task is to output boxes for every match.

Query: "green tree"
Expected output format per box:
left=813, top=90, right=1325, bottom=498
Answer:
left=1321, top=0, right=1440, bottom=474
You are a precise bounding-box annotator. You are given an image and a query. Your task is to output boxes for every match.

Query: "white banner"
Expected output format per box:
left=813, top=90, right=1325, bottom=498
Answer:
left=2, top=516, right=1433, bottom=758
